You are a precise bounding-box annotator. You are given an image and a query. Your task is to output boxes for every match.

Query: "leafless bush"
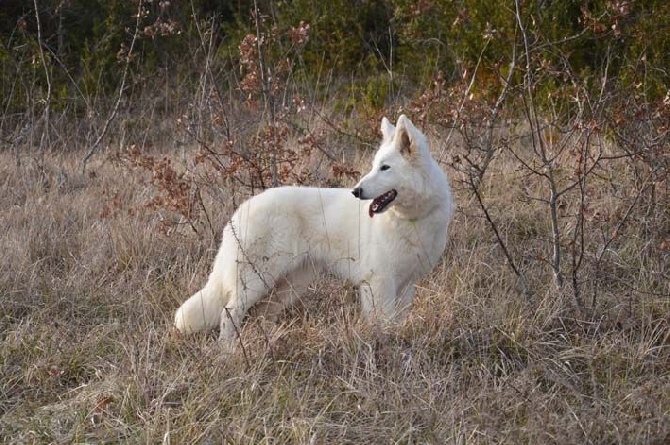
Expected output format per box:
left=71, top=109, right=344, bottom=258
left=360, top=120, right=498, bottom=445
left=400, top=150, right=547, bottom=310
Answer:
left=411, top=1, right=669, bottom=324
left=118, top=8, right=354, bottom=238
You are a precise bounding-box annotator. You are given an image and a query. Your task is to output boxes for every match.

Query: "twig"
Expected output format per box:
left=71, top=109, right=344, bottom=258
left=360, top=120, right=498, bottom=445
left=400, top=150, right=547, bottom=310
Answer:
left=474, top=30, right=517, bottom=189
left=224, top=308, right=250, bottom=371
left=252, top=0, right=278, bottom=187
left=81, top=0, right=143, bottom=172
left=468, top=176, right=531, bottom=302
left=592, top=178, right=648, bottom=309
left=515, top=0, right=564, bottom=290
left=33, top=0, right=51, bottom=151
left=195, top=187, right=215, bottom=240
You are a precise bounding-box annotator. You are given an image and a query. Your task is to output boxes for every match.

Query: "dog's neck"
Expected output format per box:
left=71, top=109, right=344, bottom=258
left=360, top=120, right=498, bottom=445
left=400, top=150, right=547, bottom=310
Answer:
left=388, top=199, right=443, bottom=221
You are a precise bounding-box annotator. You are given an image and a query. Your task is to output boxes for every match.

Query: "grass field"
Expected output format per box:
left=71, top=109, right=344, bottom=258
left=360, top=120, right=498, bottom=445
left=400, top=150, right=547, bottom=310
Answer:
left=1, top=113, right=669, bottom=443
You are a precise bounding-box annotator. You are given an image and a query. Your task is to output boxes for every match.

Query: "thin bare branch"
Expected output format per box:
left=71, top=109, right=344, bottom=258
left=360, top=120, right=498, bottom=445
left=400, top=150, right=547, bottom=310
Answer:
left=468, top=176, right=531, bottom=303
left=81, top=0, right=143, bottom=172
left=33, top=0, right=51, bottom=151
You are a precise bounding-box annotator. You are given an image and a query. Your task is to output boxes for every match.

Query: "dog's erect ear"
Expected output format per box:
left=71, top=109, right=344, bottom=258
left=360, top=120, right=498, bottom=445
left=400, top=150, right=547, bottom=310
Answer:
left=399, top=128, right=412, bottom=156
left=395, top=115, right=415, bottom=158
left=381, top=117, right=395, bottom=142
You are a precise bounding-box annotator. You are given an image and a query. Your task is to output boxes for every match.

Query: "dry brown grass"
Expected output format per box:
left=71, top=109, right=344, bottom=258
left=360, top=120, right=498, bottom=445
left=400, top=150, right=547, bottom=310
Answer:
left=1, top=116, right=669, bottom=444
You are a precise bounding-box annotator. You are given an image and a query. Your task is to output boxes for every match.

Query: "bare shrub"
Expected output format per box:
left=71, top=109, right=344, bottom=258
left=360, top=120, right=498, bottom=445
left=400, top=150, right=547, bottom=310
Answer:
left=410, top=1, right=669, bottom=327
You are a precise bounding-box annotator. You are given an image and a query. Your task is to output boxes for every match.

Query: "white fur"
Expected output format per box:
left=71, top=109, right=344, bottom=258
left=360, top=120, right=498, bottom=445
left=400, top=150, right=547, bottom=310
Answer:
left=174, top=115, right=454, bottom=347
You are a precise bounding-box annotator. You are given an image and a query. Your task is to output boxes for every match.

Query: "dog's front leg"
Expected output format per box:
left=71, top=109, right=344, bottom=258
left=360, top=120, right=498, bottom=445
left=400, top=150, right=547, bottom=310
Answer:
left=359, top=274, right=397, bottom=323
left=395, top=282, right=415, bottom=322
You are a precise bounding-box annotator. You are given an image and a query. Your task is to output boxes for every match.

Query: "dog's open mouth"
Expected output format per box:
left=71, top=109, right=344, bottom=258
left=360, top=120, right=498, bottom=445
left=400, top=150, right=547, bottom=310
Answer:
left=369, top=189, right=397, bottom=217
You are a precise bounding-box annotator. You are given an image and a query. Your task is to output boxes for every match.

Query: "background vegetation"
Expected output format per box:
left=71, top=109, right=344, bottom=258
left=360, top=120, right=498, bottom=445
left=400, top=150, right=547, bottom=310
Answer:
left=1, top=0, right=668, bottom=443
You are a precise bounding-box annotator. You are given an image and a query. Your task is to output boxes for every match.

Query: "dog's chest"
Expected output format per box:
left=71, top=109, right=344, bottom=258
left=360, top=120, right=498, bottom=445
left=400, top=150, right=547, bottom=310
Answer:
left=379, top=218, right=446, bottom=275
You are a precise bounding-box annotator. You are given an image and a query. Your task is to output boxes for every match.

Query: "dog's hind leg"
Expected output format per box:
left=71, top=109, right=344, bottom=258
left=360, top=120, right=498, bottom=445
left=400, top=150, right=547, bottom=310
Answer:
left=174, top=282, right=227, bottom=333
left=218, top=252, right=301, bottom=346
left=219, top=278, right=274, bottom=346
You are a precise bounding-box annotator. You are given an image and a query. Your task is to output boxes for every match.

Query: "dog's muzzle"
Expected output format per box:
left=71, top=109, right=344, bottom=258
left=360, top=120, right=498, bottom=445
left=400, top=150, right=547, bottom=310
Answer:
left=352, top=187, right=398, bottom=218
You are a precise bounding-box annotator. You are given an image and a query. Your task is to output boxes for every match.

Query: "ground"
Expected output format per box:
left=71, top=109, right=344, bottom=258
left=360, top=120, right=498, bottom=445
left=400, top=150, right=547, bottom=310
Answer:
left=1, top=132, right=668, bottom=443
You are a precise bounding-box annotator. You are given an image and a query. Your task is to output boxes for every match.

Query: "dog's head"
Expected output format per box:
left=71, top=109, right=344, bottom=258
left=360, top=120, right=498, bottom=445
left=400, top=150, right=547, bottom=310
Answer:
left=352, top=115, right=432, bottom=218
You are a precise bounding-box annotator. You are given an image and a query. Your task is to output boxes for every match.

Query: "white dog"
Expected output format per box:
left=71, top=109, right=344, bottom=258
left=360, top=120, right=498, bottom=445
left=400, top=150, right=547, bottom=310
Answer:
left=174, top=115, right=454, bottom=346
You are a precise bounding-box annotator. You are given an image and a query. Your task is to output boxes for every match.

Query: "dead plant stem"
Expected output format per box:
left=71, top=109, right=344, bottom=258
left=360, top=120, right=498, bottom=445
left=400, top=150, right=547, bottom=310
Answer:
left=81, top=0, right=143, bottom=172
left=33, top=0, right=51, bottom=153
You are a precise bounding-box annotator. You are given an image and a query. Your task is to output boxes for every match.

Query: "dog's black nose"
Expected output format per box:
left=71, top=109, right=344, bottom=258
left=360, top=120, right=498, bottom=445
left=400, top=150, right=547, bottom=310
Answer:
left=352, top=187, right=362, bottom=198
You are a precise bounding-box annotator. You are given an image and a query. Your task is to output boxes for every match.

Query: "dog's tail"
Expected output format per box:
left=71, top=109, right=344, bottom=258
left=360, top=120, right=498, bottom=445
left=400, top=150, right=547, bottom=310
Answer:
left=174, top=281, right=227, bottom=334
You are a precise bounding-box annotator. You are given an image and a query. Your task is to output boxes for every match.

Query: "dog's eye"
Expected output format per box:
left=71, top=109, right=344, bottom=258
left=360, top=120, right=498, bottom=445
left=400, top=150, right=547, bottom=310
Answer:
left=380, top=165, right=390, bottom=171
